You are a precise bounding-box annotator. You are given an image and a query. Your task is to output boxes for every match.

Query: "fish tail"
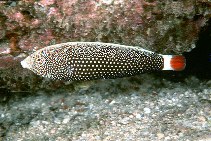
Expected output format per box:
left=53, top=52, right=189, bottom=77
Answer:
left=162, top=55, right=186, bottom=71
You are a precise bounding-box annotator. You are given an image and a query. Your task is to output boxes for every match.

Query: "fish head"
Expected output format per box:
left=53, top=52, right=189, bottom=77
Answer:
left=21, top=45, right=71, bottom=80
left=21, top=49, right=51, bottom=77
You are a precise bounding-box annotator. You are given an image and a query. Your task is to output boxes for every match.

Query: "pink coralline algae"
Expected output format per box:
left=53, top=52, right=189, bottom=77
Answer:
left=11, top=12, right=25, bottom=22
left=38, top=0, right=55, bottom=7
left=18, top=29, right=56, bottom=51
left=0, top=56, right=21, bottom=69
left=47, top=7, right=60, bottom=18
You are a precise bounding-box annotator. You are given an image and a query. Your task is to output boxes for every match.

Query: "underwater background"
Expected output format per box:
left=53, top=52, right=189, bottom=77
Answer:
left=0, top=0, right=211, bottom=140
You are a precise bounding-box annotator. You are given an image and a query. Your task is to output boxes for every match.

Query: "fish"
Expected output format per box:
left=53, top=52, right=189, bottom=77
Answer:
left=21, top=42, right=186, bottom=81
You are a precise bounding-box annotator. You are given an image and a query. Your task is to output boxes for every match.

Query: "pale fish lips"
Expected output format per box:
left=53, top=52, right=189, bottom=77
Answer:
left=21, top=56, right=32, bottom=69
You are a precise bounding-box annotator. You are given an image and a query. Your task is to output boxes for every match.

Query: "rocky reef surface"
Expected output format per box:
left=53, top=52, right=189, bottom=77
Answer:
left=0, top=0, right=211, bottom=140
left=1, top=75, right=211, bottom=140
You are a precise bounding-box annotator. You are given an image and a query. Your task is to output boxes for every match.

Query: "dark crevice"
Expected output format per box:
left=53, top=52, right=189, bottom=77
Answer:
left=155, top=18, right=211, bottom=81
left=182, top=18, right=211, bottom=79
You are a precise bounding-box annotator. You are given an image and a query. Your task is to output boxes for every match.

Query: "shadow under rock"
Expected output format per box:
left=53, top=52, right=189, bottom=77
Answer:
left=182, top=18, right=211, bottom=80
left=155, top=18, right=211, bottom=82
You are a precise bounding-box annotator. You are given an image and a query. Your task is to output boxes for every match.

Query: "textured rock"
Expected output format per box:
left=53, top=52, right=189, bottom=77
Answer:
left=0, top=75, right=211, bottom=140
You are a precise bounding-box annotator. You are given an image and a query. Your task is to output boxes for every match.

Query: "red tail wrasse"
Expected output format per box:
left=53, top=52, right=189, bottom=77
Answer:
left=21, top=42, right=186, bottom=81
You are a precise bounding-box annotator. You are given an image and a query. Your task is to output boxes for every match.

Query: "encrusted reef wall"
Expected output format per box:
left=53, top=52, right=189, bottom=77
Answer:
left=0, top=0, right=211, bottom=91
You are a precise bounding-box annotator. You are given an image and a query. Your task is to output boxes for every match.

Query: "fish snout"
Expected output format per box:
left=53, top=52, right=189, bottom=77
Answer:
left=21, top=56, right=32, bottom=69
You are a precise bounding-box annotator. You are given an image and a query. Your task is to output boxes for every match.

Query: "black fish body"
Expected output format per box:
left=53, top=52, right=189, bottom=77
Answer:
left=21, top=42, right=185, bottom=81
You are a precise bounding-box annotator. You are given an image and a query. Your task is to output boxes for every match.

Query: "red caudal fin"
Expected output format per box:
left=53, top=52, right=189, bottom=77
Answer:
left=170, top=55, right=186, bottom=71
left=162, top=55, right=186, bottom=71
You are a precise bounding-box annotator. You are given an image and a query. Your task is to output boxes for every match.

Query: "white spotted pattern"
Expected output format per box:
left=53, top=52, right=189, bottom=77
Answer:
left=22, top=42, right=164, bottom=81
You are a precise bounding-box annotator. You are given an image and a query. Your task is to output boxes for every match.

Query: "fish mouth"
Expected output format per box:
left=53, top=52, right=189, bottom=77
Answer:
left=21, top=56, right=32, bottom=69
